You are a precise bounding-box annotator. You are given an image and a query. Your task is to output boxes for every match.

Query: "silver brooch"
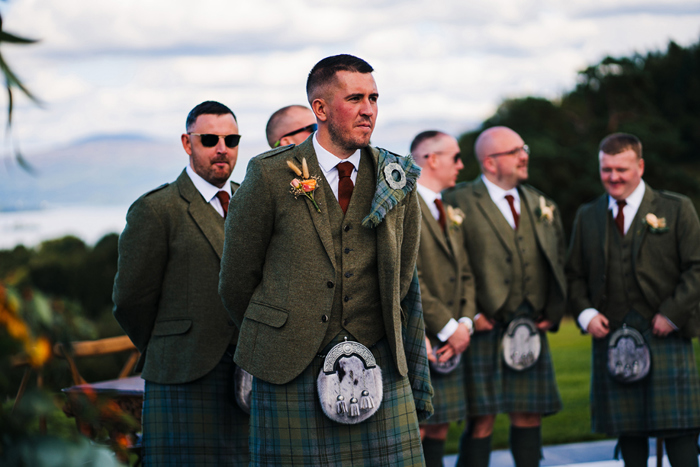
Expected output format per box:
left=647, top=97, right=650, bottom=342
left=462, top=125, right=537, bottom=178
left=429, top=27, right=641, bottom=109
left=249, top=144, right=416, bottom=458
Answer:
left=383, top=162, right=407, bottom=190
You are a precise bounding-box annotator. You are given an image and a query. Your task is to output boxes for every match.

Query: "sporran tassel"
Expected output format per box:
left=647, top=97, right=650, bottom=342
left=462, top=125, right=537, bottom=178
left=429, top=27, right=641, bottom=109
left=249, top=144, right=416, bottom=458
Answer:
left=360, top=389, right=374, bottom=410
left=336, top=395, right=347, bottom=414
left=349, top=397, right=360, bottom=417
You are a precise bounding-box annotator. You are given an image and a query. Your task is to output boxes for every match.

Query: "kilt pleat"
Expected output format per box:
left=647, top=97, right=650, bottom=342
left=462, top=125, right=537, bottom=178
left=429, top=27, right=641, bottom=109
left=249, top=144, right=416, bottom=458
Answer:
left=249, top=336, right=424, bottom=466
left=142, top=354, right=250, bottom=466
left=591, top=330, right=700, bottom=436
left=464, top=327, right=562, bottom=416
left=422, top=359, right=467, bottom=425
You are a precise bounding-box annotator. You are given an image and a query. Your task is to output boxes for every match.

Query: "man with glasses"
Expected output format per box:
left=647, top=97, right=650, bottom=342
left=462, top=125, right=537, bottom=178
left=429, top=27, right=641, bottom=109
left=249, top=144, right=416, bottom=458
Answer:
left=113, top=101, right=248, bottom=465
left=265, top=104, right=317, bottom=148
left=443, top=126, right=566, bottom=467
left=412, top=130, right=474, bottom=467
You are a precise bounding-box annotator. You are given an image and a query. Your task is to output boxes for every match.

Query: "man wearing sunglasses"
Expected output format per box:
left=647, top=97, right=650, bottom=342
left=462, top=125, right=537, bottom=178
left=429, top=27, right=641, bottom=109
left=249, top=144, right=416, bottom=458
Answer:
left=412, top=130, right=474, bottom=467
left=443, top=126, right=565, bottom=467
left=113, top=101, right=248, bottom=465
left=220, top=54, right=431, bottom=466
left=265, top=104, right=317, bottom=148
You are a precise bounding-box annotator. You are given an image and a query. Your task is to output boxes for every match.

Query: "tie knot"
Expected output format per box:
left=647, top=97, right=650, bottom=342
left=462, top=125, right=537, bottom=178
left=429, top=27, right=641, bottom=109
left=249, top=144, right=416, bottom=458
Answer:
left=505, top=194, right=515, bottom=205
left=617, top=199, right=627, bottom=209
left=337, top=161, right=354, bottom=179
left=215, top=190, right=230, bottom=205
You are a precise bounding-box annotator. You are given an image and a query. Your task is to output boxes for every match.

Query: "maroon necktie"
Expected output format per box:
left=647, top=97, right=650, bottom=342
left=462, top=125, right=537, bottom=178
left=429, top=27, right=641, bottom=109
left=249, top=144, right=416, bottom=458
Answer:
left=337, top=162, right=354, bottom=214
left=505, top=194, right=519, bottom=230
left=434, top=198, right=447, bottom=232
left=615, top=199, right=627, bottom=235
left=215, top=191, right=230, bottom=219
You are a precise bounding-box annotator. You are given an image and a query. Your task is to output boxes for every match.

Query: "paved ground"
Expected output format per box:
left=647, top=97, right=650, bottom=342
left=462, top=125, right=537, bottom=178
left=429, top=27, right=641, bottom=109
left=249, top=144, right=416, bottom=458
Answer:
left=442, top=438, right=681, bottom=466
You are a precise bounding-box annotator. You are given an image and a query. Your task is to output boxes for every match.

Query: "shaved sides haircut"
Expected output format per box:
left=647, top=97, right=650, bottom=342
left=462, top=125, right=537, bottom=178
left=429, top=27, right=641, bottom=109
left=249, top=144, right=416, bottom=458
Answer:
left=306, top=54, right=374, bottom=102
left=265, top=105, right=309, bottom=147
left=410, top=130, right=447, bottom=156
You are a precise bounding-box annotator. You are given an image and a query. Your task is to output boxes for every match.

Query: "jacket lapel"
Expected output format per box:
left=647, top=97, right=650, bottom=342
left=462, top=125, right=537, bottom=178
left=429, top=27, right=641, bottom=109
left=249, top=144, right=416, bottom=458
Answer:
left=417, top=193, right=452, bottom=257
left=632, top=184, right=655, bottom=263
left=473, top=178, right=513, bottom=254
left=177, top=170, right=225, bottom=260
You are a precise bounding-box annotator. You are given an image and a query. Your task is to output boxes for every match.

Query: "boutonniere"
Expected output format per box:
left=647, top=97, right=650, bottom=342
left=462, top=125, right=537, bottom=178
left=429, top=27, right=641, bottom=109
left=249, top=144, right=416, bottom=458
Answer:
left=287, top=158, right=321, bottom=213
left=446, top=205, right=465, bottom=229
left=535, top=196, right=555, bottom=223
left=644, top=213, right=668, bottom=233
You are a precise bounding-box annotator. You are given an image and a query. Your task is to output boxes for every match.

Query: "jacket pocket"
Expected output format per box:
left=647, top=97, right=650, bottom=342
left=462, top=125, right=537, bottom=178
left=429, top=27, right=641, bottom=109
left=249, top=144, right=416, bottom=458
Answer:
left=152, top=319, right=192, bottom=336
left=246, top=301, right=289, bottom=328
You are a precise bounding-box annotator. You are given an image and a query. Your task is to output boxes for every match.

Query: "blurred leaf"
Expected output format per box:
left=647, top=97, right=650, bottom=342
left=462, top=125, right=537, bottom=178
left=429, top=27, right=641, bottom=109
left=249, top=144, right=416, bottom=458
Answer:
left=0, top=30, right=38, bottom=45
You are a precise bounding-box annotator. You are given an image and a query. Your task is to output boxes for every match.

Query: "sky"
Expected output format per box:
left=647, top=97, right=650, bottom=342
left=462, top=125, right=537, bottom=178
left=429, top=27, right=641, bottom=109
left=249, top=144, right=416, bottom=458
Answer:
left=1, top=0, right=699, bottom=183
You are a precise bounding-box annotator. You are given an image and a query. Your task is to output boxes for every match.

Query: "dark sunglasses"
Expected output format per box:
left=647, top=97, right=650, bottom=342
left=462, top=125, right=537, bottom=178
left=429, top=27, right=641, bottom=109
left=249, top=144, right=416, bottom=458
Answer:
left=485, top=144, right=530, bottom=158
left=273, top=123, right=318, bottom=148
left=188, top=133, right=241, bottom=148
left=422, top=151, right=462, bottom=163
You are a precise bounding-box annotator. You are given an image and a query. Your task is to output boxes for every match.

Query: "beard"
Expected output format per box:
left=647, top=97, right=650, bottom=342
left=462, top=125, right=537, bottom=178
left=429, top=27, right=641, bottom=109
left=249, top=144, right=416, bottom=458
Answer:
left=327, top=116, right=372, bottom=152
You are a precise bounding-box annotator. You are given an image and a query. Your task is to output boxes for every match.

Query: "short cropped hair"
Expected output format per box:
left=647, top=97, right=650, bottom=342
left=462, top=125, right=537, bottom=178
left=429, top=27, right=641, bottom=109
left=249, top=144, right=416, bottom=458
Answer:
left=306, top=54, right=373, bottom=101
left=599, top=133, right=642, bottom=159
left=186, top=101, right=236, bottom=131
left=410, top=130, right=446, bottom=155
left=265, top=105, right=307, bottom=147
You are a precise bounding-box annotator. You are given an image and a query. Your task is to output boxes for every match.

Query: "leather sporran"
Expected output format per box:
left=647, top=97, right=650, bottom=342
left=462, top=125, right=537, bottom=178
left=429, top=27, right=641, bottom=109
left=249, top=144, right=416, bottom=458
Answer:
left=317, top=339, right=383, bottom=424
left=429, top=342, right=461, bottom=374
left=502, top=317, right=541, bottom=371
left=607, top=324, right=651, bottom=383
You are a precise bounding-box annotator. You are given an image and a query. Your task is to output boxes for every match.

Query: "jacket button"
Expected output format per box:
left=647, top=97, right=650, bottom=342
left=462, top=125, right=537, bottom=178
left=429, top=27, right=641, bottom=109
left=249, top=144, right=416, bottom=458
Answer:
left=344, top=248, right=352, bottom=254
left=327, top=281, right=334, bottom=288
left=460, top=299, right=466, bottom=305
left=504, top=279, right=510, bottom=285
left=345, top=272, right=353, bottom=278
left=321, top=315, right=329, bottom=322
left=343, top=319, right=349, bottom=326
left=344, top=225, right=351, bottom=232
left=344, top=296, right=351, bottom=302
left=447, top=301, right=454, bottom=306
left=449, top=277, right=455, bottom=282
left=506, top=257, right=512, bottom=263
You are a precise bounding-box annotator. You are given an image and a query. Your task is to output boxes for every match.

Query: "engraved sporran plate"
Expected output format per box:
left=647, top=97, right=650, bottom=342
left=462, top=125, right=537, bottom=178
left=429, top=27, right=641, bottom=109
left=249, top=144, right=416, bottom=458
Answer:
left=317, top=339, right=383, bottom=424
left=607, top=325, right=651, bottom=383
left=502, top=317, right=541, bottom=371
left=234, top=366, right=253, bottom=414
left=429, top=342, right=462, bottom=374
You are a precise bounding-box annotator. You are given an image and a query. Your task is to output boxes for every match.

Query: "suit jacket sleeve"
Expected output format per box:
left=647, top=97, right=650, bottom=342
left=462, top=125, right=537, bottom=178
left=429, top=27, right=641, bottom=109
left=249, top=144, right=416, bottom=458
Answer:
left=460, top=246, right=476, bottom=321
left=658, top=197, right=700, bottom=327
left=566, top=206, right=595, bottom=320
left=112, top=196, right=168, bottom=353
left=544, top=203, right=567, bottom=326
left=219, top=157, right=274, bottom=328
left=415, top=256, right=453, bottom=335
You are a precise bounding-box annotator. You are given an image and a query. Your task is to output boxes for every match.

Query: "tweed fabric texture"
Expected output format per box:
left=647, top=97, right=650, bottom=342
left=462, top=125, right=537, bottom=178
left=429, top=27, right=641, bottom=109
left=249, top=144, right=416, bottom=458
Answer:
left=465, top=327, right=562, bottom=416
left=141, top=354, right=250, bottom=466
left=249, top=336, right=424, bottom=466
left=590, top=330, right=700, bottom=436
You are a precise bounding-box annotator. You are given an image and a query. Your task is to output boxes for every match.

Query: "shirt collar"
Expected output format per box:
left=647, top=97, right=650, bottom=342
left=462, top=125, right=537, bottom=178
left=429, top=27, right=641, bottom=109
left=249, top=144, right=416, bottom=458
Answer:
left=313, top=132, right=361, bottom=174
left=481, top=174, right=519, bottom=202
left=416, top=183, right=440, bottom=205
left=608, top=179, right=645, bottom=211
left=185, top=165, right=231, bottom=203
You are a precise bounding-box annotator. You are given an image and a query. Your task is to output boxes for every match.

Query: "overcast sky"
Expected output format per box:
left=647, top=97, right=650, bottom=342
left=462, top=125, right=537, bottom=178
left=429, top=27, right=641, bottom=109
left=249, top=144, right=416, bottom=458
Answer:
left=1, top=0, right=699, bottom=182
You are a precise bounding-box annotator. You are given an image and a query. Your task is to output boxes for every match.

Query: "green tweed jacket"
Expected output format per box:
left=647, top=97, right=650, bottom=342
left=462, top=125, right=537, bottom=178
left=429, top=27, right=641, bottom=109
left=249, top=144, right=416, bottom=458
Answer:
left=566, top=184, right=700, bottom=335
left=442, top=177, right=567, bottom=324
left=219, top=138, right=422, bottom=385
left=113, top=170, right=239, bottom=384
left=416, top=194, right=475, bottom=339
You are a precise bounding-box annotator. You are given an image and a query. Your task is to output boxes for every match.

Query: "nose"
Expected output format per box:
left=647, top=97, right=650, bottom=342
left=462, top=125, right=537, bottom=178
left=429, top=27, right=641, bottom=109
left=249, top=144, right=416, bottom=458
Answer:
left=216, top=136, right=228, bottom=152
left=360, top=98, right=375, bottom=117
left=456, top=157, right=464, bottom=170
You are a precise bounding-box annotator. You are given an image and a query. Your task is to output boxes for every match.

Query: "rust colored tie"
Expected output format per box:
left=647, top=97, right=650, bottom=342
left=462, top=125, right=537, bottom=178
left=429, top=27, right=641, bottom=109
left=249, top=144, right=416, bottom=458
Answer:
left=434, top=198, right=447, bottom=232
left=337, top=162, right=354, bottom=214
left=615, top=199, right=627, bottom=235
left=215, top=190, right=230, bottom=219
left=505, top=194, right=519, bottom=230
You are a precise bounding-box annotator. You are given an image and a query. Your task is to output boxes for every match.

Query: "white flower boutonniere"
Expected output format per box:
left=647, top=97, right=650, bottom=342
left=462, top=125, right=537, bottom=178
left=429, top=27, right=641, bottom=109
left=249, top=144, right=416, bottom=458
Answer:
left=288, top=158, right=321, bottom=213
left=446, top=205, right=465, bottom=229
left=536, top=196, right=555, bottom=224
left=644, top=213, right=668, bottom=233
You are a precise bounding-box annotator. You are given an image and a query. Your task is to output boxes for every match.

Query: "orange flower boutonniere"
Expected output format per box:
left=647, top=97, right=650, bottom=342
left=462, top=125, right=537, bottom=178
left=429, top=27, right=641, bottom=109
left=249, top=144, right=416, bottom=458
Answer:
left=288, top=158, right=321, bottom=213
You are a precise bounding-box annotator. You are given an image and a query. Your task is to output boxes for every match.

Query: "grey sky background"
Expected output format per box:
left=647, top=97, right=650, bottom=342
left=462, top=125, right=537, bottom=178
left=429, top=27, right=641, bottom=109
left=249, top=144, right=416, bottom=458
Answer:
left=2, top=0, right=699, bottom=183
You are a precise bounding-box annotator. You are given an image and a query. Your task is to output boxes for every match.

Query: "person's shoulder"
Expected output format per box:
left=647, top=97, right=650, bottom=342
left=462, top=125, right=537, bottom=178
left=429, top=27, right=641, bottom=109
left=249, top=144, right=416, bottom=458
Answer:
left=443, top=178, right=479, bottom=198
left=655, top=189, right=690, bottom=204
left=253, top=144, right=297, bottom=162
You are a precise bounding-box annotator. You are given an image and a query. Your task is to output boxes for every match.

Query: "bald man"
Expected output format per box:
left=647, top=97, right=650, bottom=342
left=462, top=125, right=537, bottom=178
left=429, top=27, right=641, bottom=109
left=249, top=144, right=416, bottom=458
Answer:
left=265, top=105, right=317, bottom=148
left=443, top=126, right=566, bottom=467
left=412, top=131, right=475, bottom=467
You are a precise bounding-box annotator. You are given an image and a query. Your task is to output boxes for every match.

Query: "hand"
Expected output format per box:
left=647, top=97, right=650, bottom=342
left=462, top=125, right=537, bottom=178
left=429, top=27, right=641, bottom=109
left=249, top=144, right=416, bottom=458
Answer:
left=474, top=314, right=495, bottom=332
left=447, top=322, right=471, bottom=354
left=436, top=343, right=456, bottom=363
left=587, top=314, right=610, bottom=339
left=536, top=319, right=554, bottom=331
left=652, top=314, right=675, bottom=337
left=425, top=336, right=437, bottom=363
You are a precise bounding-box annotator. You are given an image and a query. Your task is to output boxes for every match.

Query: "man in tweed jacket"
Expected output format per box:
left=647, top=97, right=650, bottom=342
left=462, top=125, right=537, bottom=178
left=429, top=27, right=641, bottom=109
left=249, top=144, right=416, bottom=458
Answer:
left=567, top=133, right=700, bottom=467
left=443, top=126, right=565, bottom=467
left=113, top=101, right=249, bottom=465
left=412, top=130, right=475, bottom=467
left=220, top=55, right=432, bottom=466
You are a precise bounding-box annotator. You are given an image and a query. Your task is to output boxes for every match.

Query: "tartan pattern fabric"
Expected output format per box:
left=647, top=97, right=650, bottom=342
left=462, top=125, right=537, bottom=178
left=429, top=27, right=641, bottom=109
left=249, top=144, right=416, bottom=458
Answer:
left=401, top=269, right=434, bottom=422
left=141, top=354, right=250, bottom=466
left=422, top=359, right=466, bottom=425
left=591, top=330, right=700, bottom=436
left=464, top=327, right=562, bottom=416
left=249, top=336, right=425, bottom=466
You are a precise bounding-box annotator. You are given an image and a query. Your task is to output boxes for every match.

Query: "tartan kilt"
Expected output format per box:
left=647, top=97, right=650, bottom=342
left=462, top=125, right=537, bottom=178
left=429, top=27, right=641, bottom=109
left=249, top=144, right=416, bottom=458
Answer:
left=421, top=358, right=467, bottom=425
left=249, top=335, right=424, bottom=466
left=142, top=351, right=250, bottom=466
left=464, top=327, right=562, bottom=416
left=591, top=330, right=700, bottom=436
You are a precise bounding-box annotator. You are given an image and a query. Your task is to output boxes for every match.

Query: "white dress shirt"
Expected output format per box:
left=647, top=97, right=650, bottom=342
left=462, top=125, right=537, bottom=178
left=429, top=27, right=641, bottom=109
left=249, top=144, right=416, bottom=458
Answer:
left=481, top=175, right=520, bottom=229
left=185, top=165, right=232, bottom=218
left=313, top=133, right=360, bottom=201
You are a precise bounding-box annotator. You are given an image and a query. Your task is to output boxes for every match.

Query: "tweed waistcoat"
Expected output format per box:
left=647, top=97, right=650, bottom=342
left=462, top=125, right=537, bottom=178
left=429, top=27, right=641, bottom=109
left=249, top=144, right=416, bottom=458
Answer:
left=604, top=213, right=655, bottom=328
left=320, top=152, right=384, bottom=349
left=501, top=194, right=549, bottom=321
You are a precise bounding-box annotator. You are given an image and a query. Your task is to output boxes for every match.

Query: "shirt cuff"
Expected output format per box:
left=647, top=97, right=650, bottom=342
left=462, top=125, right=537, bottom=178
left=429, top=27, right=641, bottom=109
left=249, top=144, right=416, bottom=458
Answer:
left=660, top=314, right=679, bottom=330
left=459, top=317, right=474, bottom=335
left=437, top=318, right=459, bottom=342
left=578, top=308, right=600, bottom=333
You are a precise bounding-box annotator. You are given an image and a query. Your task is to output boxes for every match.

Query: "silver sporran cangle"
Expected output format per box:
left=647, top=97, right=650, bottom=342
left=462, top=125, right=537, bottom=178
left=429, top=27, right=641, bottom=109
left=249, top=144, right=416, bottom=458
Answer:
left=607, top=324, right=651, bottom=383
left=502, top=317, right=541, bottom=371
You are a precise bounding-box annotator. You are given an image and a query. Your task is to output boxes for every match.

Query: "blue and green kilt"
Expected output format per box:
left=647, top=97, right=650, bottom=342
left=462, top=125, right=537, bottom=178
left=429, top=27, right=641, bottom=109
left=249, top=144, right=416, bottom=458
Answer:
left=142, top=351, right=250, bottom=466
left=464, top=327, right=562, bottom=416
left=249, top=335, right=424, bottom=466
left=421, top=357, right=466, bottom=425
left=591, top=330, right=700, bottom=436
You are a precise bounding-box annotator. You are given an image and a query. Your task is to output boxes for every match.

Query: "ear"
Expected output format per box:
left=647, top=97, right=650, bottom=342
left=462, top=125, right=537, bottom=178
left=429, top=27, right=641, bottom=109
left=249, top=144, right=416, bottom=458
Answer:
left=279, top=136, right=293, bottom=147
left=425, top=153, right=439, bottom=170
left=181, top=133, right=193, bottom=156
left=638, top=158, right=645, bottom=177
left=482, top=156, right=495, bottom=175
left=311, top=98, right=328, bottom=123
